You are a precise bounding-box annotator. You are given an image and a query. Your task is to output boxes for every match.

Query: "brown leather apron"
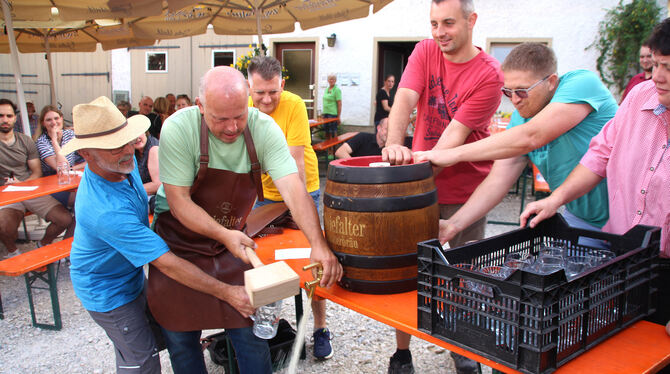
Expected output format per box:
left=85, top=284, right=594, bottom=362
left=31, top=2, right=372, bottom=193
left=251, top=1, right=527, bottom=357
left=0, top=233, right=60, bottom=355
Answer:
left=147, top=117, right=264, bottom=332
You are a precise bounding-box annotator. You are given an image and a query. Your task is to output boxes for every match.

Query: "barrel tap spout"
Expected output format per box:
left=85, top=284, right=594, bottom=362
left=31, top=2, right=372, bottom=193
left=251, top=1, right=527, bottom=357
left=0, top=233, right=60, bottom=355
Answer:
left=303, top=262, right=323, bottom=299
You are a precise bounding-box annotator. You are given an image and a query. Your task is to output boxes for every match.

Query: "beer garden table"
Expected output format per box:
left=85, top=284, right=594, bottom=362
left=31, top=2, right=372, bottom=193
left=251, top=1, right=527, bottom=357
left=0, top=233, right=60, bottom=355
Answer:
left=254, top=228, right=670, bottom=374
left=0, top=174, right=81, bottom=207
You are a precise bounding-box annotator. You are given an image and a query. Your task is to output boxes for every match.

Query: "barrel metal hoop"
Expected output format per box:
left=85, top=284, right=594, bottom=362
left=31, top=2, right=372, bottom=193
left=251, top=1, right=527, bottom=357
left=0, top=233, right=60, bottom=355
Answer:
left=324, top=190, right=437, bottom=212
left=327, top=162, right=432, bottom=184
left=338, top=277, right=417, bottom=294
left=332, top=250, right=417, bottom=268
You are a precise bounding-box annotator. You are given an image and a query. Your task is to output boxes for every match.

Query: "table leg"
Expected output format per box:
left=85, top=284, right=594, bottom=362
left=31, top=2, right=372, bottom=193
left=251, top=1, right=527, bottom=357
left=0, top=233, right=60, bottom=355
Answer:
left=23, top=263, right=62, bottom=330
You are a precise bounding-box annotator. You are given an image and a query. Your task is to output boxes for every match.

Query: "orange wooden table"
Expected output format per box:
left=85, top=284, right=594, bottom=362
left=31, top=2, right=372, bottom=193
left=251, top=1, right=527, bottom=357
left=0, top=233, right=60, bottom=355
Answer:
left=0, top=174, right=81, bottom=207
left=254, top=229, right=670, bottom=374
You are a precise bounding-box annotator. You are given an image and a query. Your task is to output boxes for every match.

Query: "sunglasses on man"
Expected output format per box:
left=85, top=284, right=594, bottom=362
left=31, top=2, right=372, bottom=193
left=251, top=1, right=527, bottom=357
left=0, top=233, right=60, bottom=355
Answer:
left=501, top=75, right=551, bottom=99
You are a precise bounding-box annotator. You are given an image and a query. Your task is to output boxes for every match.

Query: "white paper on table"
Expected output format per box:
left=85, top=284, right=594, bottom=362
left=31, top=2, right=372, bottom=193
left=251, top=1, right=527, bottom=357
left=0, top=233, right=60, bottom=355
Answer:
left=274, top=247, right=311, bottom=260
left=3, top=185, right=39, bottom=192
left=73, top=171, right=84, bottom=176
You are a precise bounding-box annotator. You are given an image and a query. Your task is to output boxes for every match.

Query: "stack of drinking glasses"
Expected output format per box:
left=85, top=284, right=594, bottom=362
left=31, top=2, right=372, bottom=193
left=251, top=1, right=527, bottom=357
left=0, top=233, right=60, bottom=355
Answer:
left=500, top=240, right=616, bottom=281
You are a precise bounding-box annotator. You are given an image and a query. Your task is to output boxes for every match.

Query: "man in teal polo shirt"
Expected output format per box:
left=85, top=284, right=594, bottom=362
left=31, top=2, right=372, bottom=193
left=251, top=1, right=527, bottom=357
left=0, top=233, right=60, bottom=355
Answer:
left=415, top=43, right=616, bottom=243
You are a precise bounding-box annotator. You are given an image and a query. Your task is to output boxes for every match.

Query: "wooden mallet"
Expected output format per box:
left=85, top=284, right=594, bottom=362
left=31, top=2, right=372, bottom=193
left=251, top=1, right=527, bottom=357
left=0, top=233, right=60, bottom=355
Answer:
left=244, top=247, right=300, bottom=308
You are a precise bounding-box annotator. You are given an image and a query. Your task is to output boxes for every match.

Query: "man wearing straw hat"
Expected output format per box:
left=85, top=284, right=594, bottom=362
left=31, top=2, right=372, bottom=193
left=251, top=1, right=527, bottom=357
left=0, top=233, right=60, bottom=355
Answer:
left=61, top=96, right=260, bottom=374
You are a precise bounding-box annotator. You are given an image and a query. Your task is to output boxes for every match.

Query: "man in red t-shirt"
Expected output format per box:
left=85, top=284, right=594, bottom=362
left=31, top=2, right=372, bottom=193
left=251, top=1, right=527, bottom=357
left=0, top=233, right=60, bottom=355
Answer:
left=620, top=43, right=653, bottom=103
left=382, top=0, right=503, bottom=373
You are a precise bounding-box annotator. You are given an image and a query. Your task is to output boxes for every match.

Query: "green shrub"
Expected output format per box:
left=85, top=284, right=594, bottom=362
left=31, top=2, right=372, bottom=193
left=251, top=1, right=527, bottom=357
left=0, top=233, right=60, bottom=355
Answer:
left=591, top=0, right=663, bottom=92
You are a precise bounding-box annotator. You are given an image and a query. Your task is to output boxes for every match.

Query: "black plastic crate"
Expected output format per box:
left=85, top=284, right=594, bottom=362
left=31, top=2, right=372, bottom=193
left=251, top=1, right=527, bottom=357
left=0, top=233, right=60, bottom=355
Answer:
left=417, top=214, right=660, bottom=374
left=204, top=319, right=303, bottom=373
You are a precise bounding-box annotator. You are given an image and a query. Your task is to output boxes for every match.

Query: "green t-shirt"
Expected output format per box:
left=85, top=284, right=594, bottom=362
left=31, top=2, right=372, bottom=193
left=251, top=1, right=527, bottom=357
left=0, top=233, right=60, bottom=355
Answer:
left=322, top=85, right=342, bottom=116
left=507, top=70, right=616, bottom=228
left=154, top=106, right=298, bottom=215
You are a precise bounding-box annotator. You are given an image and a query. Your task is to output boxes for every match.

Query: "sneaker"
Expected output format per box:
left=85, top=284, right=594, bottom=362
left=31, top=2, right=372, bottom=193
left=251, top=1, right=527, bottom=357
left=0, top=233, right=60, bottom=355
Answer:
left=312, top=328, right=333, bottom=360
left=4, top=249, right=20, bottom=259
left=450, top=352, right=479, bottom=374
left=388, top=353, right=414, bottom=374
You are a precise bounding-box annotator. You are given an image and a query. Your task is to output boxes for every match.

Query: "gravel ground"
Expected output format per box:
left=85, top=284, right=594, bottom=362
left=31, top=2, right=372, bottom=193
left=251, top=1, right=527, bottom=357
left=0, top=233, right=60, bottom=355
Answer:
left=0, top=186, right=530, bottom=373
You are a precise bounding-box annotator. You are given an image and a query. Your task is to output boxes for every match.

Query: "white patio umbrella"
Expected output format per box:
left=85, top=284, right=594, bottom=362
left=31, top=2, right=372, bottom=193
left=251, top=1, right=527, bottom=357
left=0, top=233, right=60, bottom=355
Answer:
left=128, top=0, right=394, bottom=53
left=1, top=1, right=157, bottom=136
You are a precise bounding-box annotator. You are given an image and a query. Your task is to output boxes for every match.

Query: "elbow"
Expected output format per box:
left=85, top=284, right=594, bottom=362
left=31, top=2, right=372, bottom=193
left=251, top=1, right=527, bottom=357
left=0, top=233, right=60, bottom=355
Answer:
left=525, top=133, right=546, bottom=153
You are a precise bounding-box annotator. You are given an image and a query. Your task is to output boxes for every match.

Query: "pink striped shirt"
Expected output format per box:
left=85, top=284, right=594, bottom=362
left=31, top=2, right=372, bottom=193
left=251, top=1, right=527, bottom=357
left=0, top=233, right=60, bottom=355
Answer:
left=581, top=80, right=670, bottom=257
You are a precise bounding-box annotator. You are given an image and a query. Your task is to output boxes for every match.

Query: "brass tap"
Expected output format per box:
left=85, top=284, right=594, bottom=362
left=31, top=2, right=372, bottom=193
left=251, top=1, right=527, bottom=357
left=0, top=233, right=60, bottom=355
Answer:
left=302, top=262, right=323, bottom=299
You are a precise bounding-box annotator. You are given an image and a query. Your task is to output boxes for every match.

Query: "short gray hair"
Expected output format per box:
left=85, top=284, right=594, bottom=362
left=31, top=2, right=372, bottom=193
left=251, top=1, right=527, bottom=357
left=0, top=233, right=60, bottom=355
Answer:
left=247, top=55, right=282, bottom=81
left=432, top=0, right=474, bottom=18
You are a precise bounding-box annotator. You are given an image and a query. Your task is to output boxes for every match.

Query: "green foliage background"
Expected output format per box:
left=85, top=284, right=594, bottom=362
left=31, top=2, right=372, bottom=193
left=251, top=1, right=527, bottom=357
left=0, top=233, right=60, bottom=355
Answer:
left=592, top=0, right=663, bottom=92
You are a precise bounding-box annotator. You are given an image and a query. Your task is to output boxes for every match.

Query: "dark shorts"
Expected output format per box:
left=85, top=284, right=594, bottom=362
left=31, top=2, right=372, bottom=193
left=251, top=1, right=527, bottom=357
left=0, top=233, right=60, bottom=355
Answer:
left=88, top=293, right=161, bottom=374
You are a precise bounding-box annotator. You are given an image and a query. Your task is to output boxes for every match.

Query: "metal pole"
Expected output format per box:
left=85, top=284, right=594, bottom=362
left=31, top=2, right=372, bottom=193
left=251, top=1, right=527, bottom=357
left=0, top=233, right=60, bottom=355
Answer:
left=254, top=3, right=264, bottom=56
left=1, top=0, right=31, bottom=137
left=45, top=36, right=57, bottom=106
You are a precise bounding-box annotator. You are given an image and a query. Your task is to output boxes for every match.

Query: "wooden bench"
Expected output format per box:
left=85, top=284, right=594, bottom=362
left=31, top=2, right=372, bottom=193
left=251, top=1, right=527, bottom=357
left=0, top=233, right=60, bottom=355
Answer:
left=312, top=131, right=358, bottom=153
left=0, top=237, right=73, bottom=330
left=312, top=132, right=359, bottom=173
left=532, top=163, right=551, bottom=195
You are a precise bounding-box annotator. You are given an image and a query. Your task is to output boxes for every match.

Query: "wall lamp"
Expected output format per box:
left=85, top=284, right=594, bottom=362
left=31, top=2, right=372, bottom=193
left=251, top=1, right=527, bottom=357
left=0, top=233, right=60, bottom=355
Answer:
left=326, top=33, right=336, bottom=47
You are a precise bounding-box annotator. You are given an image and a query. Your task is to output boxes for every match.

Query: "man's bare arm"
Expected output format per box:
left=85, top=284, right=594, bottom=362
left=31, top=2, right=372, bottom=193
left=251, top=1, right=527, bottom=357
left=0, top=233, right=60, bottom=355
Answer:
left=415, top=102, right=593, bottom=167
left=152, top=251, right=254, bottom=317
left=274, top=173, right=342, bottom=287
left=382, top=88, right=420, bottom=165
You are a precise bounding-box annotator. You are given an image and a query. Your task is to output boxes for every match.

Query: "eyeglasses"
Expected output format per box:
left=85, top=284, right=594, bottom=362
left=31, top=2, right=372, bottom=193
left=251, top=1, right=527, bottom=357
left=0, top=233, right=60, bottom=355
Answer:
left=109, top=139, right=140, bottom=155
left=501, top=75, right=551, bottom=99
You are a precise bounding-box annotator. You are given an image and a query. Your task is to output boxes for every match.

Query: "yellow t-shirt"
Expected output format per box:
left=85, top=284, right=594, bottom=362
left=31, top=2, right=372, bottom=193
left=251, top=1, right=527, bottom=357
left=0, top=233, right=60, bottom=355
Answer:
left=248, top=90, right=319, bottom=200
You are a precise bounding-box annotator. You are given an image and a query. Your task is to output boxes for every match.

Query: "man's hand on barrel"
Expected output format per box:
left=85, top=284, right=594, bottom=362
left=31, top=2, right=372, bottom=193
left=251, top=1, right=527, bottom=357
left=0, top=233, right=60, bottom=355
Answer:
left=382, top=144, right=413, bottom=165
left=310, top=243, right=343, bottom=288
left=221, top=229, right=258, bottom=263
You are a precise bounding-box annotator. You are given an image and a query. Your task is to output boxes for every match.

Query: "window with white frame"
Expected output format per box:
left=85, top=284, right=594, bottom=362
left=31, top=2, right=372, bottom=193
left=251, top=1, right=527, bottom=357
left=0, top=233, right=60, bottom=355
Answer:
left=212, top=50, right=235, bottom=68
left=487, top=38, right=552, bottom=64
left=146, top=51, right=167, bottom=73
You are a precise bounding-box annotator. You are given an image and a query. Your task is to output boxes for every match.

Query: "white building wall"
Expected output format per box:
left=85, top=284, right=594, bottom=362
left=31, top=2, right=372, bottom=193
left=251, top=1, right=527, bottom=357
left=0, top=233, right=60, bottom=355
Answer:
left=111, top=49, right=132, bottom=99
left=266, top=0, right=666, bottom=126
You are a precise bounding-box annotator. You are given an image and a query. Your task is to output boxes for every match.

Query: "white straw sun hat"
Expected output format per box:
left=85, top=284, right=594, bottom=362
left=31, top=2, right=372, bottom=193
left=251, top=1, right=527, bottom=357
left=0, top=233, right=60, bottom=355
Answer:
left=60, top=96, right=149, bottom=155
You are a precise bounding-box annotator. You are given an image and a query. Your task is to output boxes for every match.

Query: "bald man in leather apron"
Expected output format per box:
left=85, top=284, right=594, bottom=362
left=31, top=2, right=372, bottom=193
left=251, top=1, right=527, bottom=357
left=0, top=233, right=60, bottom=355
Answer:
left=148, top=67, right=342, bottom=374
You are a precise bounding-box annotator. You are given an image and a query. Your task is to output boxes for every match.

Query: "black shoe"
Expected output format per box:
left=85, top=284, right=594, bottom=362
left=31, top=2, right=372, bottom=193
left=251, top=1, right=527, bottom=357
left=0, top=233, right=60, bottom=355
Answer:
left=388, top=353, right=414, bottom=374
left=450, top=352, right=479, bottom=374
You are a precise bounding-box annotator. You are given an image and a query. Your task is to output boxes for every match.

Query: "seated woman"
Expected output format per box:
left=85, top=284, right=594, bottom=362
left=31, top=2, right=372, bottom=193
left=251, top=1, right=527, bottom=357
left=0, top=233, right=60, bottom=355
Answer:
left=134, top=131, right=160, bottom=212
left=34, top=105, right=85, bottom=238
left=34, top=106, right=85, bottom=206
left=148, top=97, right=169, bottom=139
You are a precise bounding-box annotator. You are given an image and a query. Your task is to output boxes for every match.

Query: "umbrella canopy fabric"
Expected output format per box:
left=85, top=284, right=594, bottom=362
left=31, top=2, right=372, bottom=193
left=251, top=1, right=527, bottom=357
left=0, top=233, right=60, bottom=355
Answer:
left=0, top=23, right=155, bottom=53
left=128, top=0, right=393, bottom=47
left=5, top=0, right=163, bottom=22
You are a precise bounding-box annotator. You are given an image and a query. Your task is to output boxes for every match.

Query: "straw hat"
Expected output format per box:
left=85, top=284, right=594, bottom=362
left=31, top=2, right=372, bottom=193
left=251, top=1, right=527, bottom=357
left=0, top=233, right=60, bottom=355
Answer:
left=60, top=96, right=149, bottom=155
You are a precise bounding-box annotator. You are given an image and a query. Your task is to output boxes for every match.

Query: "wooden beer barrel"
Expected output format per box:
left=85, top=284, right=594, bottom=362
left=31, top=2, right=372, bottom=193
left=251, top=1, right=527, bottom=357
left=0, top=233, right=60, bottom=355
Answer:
left=324, top=156, right=439, bottom=294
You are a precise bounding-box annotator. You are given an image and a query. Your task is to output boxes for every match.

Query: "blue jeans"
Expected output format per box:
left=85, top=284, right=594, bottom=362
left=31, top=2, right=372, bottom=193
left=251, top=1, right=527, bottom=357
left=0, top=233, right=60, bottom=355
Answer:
left=160, top=326, right=271, bottom=374
left=253, top=190, right=321, bottom=216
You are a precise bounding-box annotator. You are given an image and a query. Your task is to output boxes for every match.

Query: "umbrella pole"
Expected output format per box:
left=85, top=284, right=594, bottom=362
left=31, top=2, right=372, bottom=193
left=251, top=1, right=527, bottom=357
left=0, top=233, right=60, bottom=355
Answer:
left=255, top=5, right=264, bottom=56
left=44, top=38, right=57, bottom=106
left=1, top=0, right=31, bottom=137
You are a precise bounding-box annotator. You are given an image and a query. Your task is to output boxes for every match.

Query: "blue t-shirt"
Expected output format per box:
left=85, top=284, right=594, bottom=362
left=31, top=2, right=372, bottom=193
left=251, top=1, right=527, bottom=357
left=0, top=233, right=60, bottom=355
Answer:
left=507, top=70, right=616, bottom=228
left=70, top=159, right=169, bottom=312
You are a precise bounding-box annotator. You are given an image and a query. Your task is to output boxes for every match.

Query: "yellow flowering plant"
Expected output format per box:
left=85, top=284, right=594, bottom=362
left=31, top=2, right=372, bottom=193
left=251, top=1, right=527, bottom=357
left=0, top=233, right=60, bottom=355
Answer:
left=232, top=44, right=290, bottom=80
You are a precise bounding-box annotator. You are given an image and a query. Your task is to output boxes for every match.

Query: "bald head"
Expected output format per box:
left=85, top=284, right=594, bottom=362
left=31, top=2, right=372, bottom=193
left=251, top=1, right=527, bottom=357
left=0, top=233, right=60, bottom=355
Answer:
left=196, top=67, right=251, bottom=144
left=198, top=67, right=249, bottom=107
